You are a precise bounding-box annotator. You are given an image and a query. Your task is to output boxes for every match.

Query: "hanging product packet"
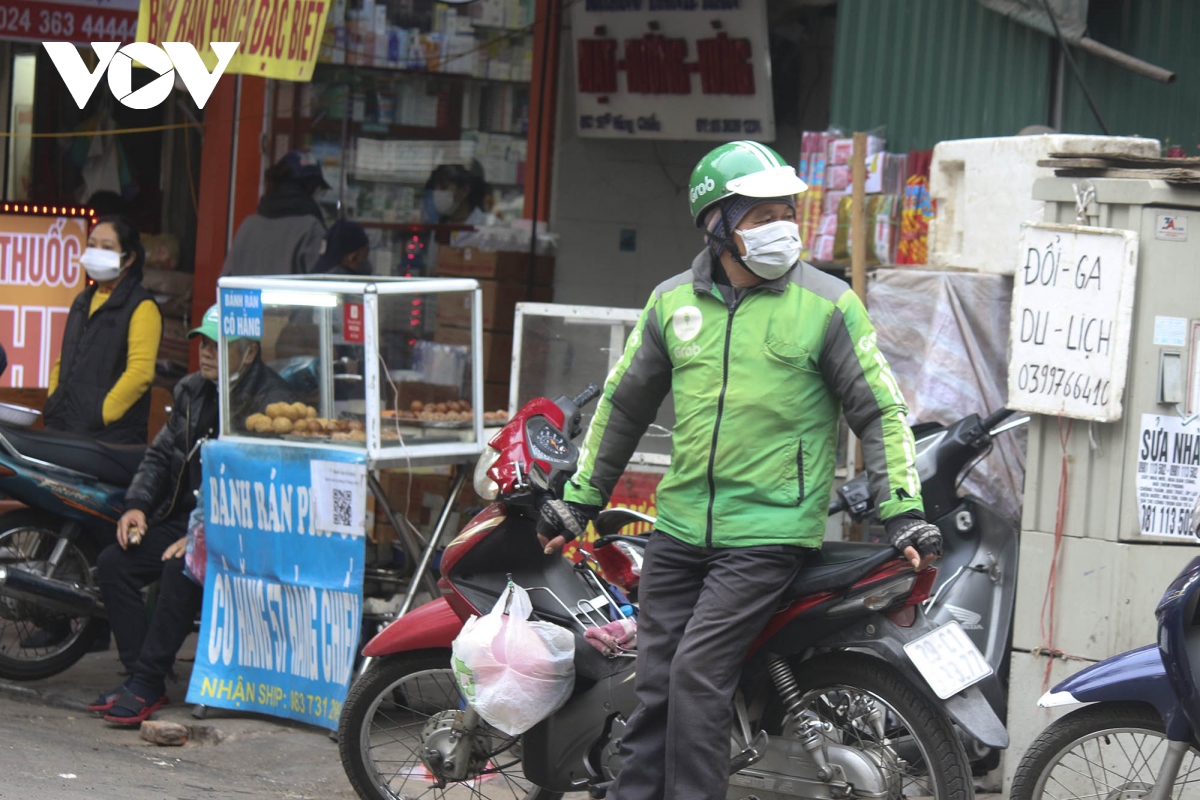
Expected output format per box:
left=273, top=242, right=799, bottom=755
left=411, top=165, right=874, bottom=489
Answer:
left=451, top=580, right=575, bottom=736
left=184, top=493, right=206, bottom=587
left=896, top=150, right=935, bottom=265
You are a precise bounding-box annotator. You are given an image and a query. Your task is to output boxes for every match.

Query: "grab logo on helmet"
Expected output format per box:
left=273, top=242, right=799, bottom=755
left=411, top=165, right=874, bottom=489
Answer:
left=689, top=176, right=716, bottom=206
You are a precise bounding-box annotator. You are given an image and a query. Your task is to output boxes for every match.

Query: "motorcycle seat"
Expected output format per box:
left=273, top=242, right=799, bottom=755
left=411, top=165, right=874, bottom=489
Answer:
left=0, top=425, right=146, bottom=487
left=785, top=541, right=900, bottom=598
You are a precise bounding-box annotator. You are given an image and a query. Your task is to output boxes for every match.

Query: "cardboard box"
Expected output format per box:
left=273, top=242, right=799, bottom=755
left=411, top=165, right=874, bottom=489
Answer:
left=435, top=323, right=514, bottom=383
left=437, top=246, right=554, bottom=286
left=434, top=279, right=552, bottom=331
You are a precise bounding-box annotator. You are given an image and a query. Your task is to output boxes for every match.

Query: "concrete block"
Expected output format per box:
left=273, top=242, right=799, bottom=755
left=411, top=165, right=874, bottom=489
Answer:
left=1012, top=530, right=1191, bottom=660
left=928, top=135, right=1159, bottom=274
left=1002, top=650, right=1095, bottom=793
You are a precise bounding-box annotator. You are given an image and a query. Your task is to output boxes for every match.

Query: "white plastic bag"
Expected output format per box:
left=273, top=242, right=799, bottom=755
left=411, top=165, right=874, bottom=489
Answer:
left=451, top=581, right=575, bottom=736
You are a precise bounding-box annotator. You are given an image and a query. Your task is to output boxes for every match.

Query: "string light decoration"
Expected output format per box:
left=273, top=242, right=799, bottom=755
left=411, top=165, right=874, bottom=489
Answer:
left=404, top=233, right=425, bottom=346
left=0, top=203, right=96, bottom=219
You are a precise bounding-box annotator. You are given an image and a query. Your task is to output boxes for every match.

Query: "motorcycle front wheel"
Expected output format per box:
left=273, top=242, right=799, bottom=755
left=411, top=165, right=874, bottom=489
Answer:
left=766, top=653, right=973, bottom=800
left=1011, top=702, right=1200, bottom=800
left=0, top=510, right=102, bottom=681
left=338, top=649, right=563, bottom=800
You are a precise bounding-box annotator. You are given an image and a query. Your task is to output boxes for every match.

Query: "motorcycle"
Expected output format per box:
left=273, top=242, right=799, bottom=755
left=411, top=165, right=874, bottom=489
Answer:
left=337, top=386, right=1008, bottom=800
left=831, top=408, right=1029, bottom=768
left=0, top=423, right=145, bottom=680
left=1009, top=526, right=1200, bottom=800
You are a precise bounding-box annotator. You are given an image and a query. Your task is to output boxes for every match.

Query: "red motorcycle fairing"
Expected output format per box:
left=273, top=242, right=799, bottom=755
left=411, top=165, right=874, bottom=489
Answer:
left=361, top=596, right=462, bottom=657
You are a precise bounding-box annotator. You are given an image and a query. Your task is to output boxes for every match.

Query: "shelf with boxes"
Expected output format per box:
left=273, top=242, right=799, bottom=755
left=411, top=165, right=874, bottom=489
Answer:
left=432, top=245, right=554, bottom=409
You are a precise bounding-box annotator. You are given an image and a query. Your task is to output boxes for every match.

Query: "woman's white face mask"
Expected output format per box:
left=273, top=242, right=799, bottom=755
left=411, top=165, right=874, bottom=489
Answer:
left=735, top=219, right=801, bottom=280
left=432, top=189, right=458, bottom=215
left=80, top=247, right=124, bottom=282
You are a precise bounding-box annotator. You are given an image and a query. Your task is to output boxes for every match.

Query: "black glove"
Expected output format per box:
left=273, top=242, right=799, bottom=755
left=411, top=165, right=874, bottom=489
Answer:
left=537, top=499, right=601, bottom=544
left=885, top=514, right=943, bottom=560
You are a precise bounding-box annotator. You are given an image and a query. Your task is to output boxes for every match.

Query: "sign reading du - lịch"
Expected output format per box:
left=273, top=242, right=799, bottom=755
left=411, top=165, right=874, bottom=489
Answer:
left=189, top=440, right=367, bottom=730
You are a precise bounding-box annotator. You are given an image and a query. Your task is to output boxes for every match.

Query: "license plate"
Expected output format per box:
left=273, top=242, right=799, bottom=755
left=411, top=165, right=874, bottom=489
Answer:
left=903, top=621, right=993, bottom=699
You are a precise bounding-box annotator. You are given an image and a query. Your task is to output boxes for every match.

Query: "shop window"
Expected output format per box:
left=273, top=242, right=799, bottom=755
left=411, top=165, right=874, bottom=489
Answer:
left=271, top=0, right=534, bottom=295
left=7, top=52, right=35, bottom=200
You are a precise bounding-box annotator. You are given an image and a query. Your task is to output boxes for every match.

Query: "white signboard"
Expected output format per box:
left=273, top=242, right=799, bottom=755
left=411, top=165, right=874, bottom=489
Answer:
left=1008, top=223, right=1139, bottom=422
left=570, top=1, right=774, bottom=141
left=1136, top=413, right=1200, bottom=540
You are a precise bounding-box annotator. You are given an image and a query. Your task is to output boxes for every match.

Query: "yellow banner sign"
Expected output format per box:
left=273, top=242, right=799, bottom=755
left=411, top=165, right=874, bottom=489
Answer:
left=137, top=0, right=330, bottom=82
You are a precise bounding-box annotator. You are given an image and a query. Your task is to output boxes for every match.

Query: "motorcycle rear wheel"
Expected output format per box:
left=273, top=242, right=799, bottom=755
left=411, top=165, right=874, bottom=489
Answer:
left=0, top=510, right=102, bottom=681
left=776, top=653, right=973, bottom=800
left=1010, top=702, right=1200, bottom=800
left=338, top=649, right=563, bottom=800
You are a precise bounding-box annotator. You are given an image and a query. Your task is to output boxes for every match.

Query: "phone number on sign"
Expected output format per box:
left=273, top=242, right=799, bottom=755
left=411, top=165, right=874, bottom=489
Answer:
left=1016, top=364, right=1111, bottom=407
left=0, top=4, right=136, bottom=41
left=1141, top=504, right=1194, bottom=537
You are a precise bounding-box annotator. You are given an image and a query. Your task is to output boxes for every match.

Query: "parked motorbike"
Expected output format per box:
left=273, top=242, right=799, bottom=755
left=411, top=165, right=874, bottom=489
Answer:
left=1009, top=523, right=1200, bottom=800
left=0, top=424, right=144, bottom=680
left=337, top=386, right=1008, bottom=800
left=831, top=408, right=1029, bottom=766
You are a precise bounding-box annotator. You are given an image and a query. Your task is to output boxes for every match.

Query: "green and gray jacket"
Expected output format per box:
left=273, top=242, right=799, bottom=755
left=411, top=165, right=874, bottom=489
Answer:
left=564, top=251, right=923, bottom=549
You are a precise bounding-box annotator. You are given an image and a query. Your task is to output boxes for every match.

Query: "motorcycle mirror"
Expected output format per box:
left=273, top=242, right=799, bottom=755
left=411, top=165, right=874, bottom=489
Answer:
left=989, top=416, right=1030, bottom=437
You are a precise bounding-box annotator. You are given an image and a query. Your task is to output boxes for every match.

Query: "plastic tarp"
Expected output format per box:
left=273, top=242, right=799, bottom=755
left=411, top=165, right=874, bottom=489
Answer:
left=867, top=269, right=1026, bottom=525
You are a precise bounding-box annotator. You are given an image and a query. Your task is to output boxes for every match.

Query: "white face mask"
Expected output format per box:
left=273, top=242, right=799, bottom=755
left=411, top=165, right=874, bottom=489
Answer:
left=735, top=219, right=801, bottom=280
left=80, top=247, right=124, bottom=282
left=227, top=348, right=253, bottom=385
left=432, top=189, right=458, bottom=215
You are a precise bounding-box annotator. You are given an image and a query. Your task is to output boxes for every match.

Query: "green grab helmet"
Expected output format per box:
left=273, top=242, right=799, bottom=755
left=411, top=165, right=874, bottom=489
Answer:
left=688, top=140, right=808, bottom=227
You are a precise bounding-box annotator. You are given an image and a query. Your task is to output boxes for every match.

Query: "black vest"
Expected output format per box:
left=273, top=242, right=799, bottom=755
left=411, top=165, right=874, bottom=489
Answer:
left=44, top=269, right=158, bottom=444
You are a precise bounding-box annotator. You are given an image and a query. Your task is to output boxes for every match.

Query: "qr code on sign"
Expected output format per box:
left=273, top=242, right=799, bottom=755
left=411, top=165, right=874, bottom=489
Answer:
left=332, top=489, right=353, bottom=527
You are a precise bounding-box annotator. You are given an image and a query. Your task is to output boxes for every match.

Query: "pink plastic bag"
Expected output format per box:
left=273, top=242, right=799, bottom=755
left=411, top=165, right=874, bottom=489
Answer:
left=451, top=581, right=575, bottom=735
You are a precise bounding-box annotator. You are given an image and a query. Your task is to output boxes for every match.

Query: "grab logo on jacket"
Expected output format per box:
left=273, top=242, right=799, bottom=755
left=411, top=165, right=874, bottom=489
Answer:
left=672, top=306, right=703, bottom=342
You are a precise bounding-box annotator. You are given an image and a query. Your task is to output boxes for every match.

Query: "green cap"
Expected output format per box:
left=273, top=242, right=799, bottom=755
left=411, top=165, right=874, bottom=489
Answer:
left=688, top=140, right=808, bottom=226
left=188, top=304, right=239, bottom=342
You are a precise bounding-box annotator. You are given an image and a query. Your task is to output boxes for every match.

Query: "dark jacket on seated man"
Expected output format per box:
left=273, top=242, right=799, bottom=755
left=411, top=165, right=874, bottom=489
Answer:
left=124, top=359, right=291, bottom=525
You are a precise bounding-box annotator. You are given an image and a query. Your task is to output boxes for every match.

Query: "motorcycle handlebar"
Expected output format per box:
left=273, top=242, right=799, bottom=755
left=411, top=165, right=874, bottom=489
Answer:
left=573, top=383, right=602, bottom=409
left=980, top=408, right=1015, bottom=432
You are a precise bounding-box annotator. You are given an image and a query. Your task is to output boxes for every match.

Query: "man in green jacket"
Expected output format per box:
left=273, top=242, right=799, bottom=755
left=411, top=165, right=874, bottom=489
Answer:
left=537, top=141, right=943, bottom=800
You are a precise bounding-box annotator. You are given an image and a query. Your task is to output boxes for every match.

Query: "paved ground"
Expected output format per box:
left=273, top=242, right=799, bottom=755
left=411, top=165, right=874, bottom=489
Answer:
left=0, top=638, right=1004, bottom=800
left=0, top=640, right=356, bottom=800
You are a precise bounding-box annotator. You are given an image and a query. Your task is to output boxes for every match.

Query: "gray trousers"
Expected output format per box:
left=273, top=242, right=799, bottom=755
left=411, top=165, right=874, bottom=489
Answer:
left=611, top=530, right=804, bottom=800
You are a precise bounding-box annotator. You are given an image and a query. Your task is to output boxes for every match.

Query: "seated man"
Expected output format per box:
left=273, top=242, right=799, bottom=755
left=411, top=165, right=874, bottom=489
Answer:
left=88, top=305, right=290, bottom=725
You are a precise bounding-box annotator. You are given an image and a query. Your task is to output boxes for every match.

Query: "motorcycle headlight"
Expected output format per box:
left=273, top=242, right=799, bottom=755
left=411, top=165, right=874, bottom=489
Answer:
left=473, top=447, right=501, bottom=500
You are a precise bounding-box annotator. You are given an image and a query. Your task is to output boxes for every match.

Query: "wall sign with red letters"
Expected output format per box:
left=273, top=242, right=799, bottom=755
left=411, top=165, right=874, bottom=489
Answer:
left=570, top=1, right=774, bottom=141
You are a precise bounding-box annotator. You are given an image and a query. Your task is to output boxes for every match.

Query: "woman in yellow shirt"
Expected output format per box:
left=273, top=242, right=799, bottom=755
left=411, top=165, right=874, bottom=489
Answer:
left=44, top=216, right=162, bottom=445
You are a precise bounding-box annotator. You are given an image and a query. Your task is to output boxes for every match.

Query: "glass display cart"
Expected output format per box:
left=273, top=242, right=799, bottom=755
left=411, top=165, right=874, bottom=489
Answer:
left=215, top=274, right=489, bottom=603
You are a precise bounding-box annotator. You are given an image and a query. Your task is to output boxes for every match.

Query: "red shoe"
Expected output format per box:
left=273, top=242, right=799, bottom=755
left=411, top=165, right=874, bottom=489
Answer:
left=103, top=686, right=167, bottom=726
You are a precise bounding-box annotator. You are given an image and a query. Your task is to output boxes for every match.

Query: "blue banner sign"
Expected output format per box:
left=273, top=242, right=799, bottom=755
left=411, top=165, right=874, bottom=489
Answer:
left=219, top=288, right=264, bottom=339
left=188, top=440, right=368, bottom=730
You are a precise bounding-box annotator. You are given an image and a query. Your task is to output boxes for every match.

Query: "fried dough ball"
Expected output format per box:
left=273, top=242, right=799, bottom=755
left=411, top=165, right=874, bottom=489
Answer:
left=293, top=419, right=311, bottom=433
left=245, top=413, right=268, bottom=431
left=349, top=420, right=365, bottom=432
left=305, top=405, right=317, bottom=419
left=265, top=402, right=283, bottom=419
left=411, top=400, right=424, bottom=413
left=288, top=402, right=307, bottom=419
left=272, top=416, right=294, bottom=434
